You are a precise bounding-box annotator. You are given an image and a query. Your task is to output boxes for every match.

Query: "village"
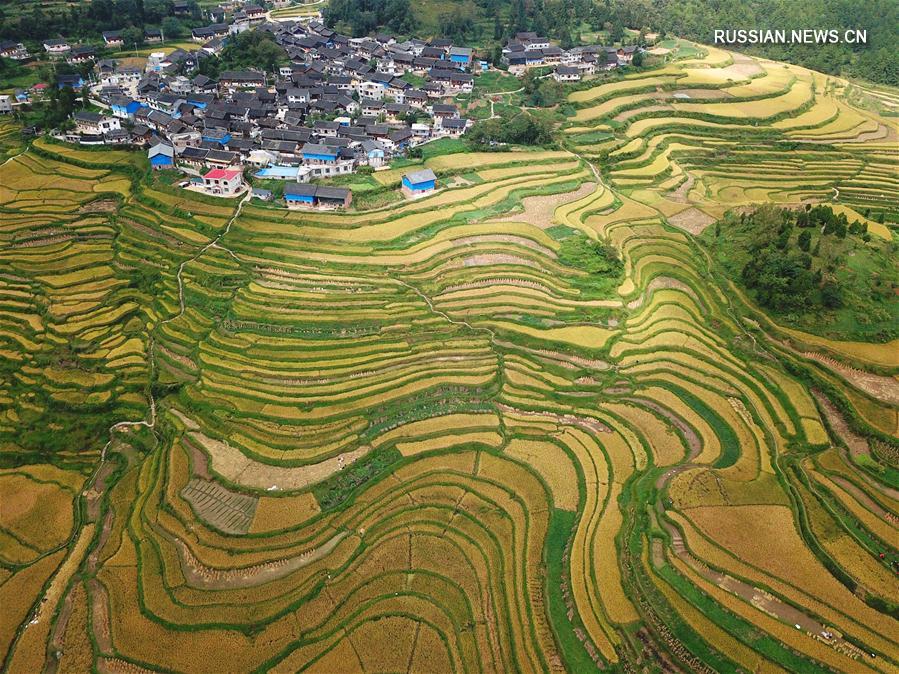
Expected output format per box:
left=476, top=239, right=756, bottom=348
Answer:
left=0, top=3, right=640, bottom=210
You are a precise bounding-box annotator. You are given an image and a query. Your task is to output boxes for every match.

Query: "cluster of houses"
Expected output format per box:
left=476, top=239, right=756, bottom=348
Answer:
left=503, top=32, right=639, bottom=79
left=2, top=0, right=645, bottom=210
left=53, top=17, right=490, bottom=208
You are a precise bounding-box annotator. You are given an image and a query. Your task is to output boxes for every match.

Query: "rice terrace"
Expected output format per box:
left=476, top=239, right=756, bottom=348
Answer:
left=0, top=5, right=898, bottom=674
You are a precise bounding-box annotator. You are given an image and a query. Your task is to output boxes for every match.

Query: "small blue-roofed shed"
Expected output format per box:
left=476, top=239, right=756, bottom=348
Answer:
left=402, top=168, right=436, bottom=196
left=148, top=143, right=174, bottom=170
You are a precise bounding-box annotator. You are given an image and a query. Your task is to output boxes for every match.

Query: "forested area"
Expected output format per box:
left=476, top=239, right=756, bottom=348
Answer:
left=647, top=0, right=899, bottom=86
left=325, top=0, right=898, bottom=85
left=0, top=0, right=202, bottom=44
left=705, top=205, right=898, bottom=341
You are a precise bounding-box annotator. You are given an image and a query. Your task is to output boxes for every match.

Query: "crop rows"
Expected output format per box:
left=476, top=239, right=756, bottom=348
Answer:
left=1, top=42, right=897, bottom=673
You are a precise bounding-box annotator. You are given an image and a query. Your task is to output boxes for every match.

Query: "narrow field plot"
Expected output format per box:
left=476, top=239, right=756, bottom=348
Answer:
left=504, top=438, right=579, bottom=510
left=569, top=76, right=674, bottom=104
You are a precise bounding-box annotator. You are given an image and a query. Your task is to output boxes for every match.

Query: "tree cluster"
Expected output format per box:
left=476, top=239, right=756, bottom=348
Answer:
left=559, top=233, right=623, bottom=276
left=735, top=205, right=871, bottom=313
left=194, top=30, right=288, bottom=79
left=0, top=0, right=202, bottom=45
left=466, top=112, right=555, bottom=148
left=642, top=0, right=899, bottom=86
left=521, top=70, right=564, bottom=107
left=323, top=0, right=416, bottom=38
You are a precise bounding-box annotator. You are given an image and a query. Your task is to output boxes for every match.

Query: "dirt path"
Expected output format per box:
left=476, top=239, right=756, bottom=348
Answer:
left=653, top=466, right=864, bottom=659
left=812, top=390, right=899, bottom=502
left=168, top=529, right=351, bottom=590
left=802, top=352, right=899, bottom=405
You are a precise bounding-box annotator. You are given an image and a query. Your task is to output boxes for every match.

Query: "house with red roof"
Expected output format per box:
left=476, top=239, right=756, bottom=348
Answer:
left=202, top=168, right=243, bottom=196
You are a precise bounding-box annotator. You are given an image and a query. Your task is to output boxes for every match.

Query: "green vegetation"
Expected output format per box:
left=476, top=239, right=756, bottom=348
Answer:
left=194, top=30, right=288, bottom=79
left=467, top=111, right=556, bottom=147
left=0, top=0, right=203, bottom=46
left=705, top=205, right=898, bottom=341
left=324, top=0, right=415, bottom=36
left=650, top=0, right=899, bottom=85
left=2, top=38, right=898, bottom=674
left=313, top=448, right=402, bottom=510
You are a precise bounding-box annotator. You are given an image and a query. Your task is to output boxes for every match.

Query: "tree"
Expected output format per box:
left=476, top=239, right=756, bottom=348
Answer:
left=161, top=16, right=184, bottom=39
left=218, top=30, right=287, bottom=74
left=797, top=229, right=811, bottom=251
left=834, top=221, right=847, bottom=238
left=821, top=281, right=843, bottom=309
left=632, top=50, right=644, bottom=67
left=122, top=26, right=144, bottom=50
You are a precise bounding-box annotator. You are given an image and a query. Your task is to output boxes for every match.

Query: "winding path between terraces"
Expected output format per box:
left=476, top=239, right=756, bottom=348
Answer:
left=13, top=188, right=255, bottom=669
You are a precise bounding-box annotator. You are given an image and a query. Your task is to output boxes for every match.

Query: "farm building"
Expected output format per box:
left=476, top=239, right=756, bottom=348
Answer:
left=43, top=39, right=70, bottom=56
left=102, top=31, right=125, bottom=47
left=284, top=184, right=352, bottom=210
left=255, top=165, right=305, bottom=181
left=57, top=74, right=85, bottom=90
left=554, top=66, right=581, bottom=82
left=360, top=140, right=386, bottom=168
left=148, top=143, right=174, bottom=170
left=202, top=168, right=243, bottom=195
left=251, top=187, right=272, bottom=201
left=449, top=47, right=473, bottom=67
left=316, top=186, right=352, bottom=209
left=0, top=96, right=11, bottom=114
left=284, top=183, right=318, bottom=207
left=110, top=96, right=146, bottom=119
left=402, top=168, right=437, bottom=198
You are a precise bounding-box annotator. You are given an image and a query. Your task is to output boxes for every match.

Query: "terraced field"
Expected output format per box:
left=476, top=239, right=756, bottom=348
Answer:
left=1, top=43, right=897, bottom=673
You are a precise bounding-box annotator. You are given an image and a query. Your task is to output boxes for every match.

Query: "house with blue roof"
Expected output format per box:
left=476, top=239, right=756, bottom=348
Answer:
left=203, top=128, right=232, bottom=145
left=110, top=96, right=146, bottom=120
left=402, top=168, right=437, bottom=197
left=255, top=165, right=301, bottom=180
left=360, top=140, right=386, bottom=169
left=284, top=183, right=317, bottom=207
left=301, top=143, right=339, bottom=164
left=449, top=47, right=473, bottom=68
left=148, top=143, right=174, bottom=170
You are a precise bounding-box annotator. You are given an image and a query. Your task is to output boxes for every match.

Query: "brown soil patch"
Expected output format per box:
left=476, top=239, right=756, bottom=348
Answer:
left=811, top=391, right=869, bottom=459
left=461, top=253, right=537, bottom=267
left=666, top=206, right=716, bottom=235
left=497, top=403, right=612, bottom=433
left=180, top=478, right=258, bottom=534
left=170, top=530, right=351, bottom=590
left=728, top=53, right=765, bottom=77
left=447, top=175, right=473, bottom=188
left=78, top=199, right=118, bottom=213
left=88, top=580, right=113, bottom=655
left=188, top=427, right=371, bottom=491
left=667, top=173, right=695, bottom=204
left=490, top=181, right=597, bottom=229
left=156, top=344, right=196, bottom=371
left=451, top=233, right=556, bottom=257
left=803, top=352, right=899, bottom=404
